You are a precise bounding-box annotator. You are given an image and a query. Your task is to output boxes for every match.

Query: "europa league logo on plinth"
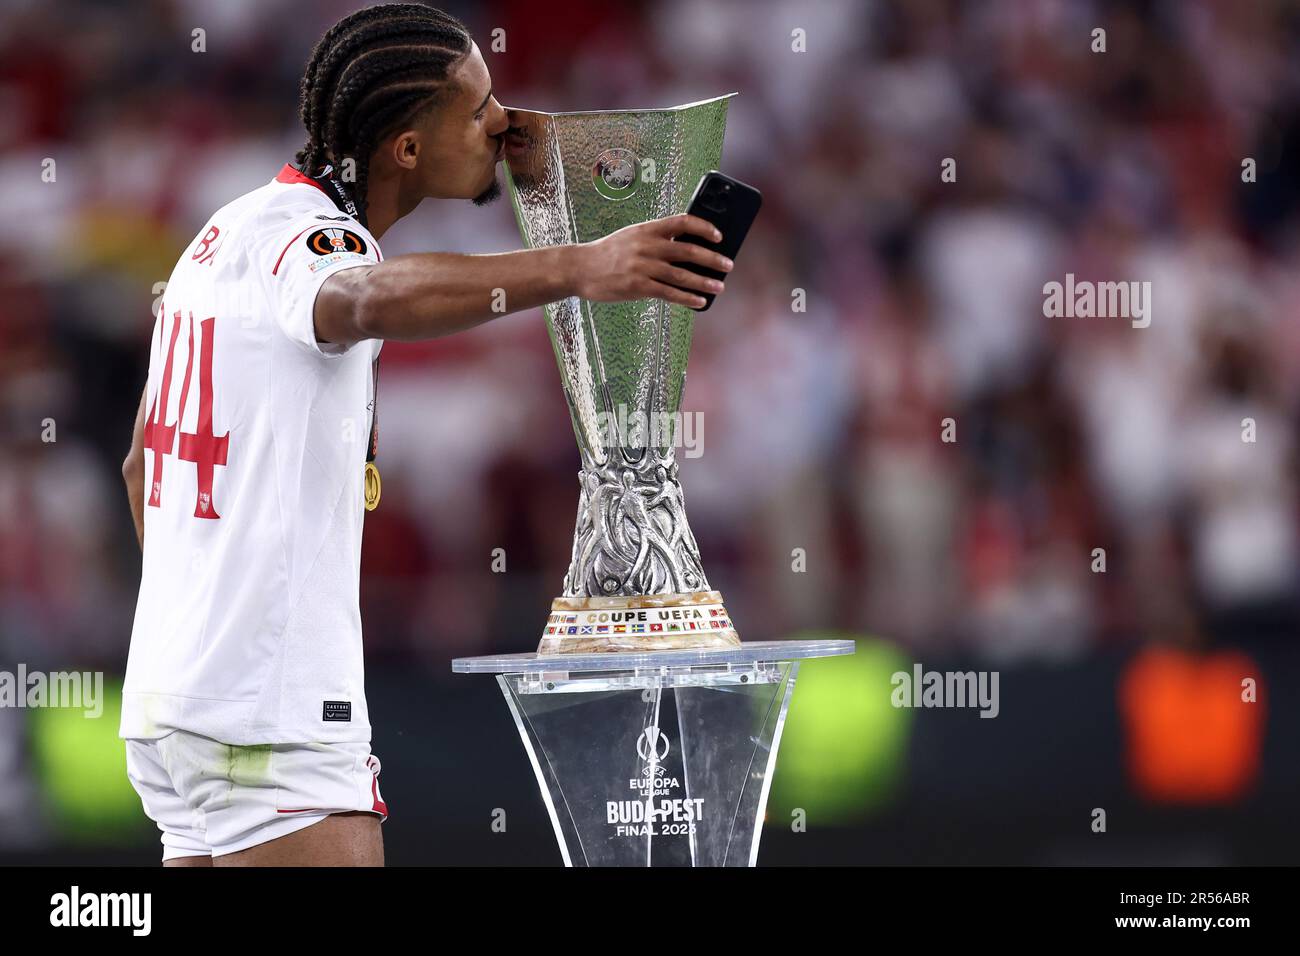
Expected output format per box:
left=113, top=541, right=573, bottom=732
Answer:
left=502, top=94, right=741, bottom=655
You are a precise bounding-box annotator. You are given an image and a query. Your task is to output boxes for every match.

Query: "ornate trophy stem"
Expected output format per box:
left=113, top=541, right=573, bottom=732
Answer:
left=565, top=457, right=706, bottom=597
left=503, top=95, right=741, bottom=654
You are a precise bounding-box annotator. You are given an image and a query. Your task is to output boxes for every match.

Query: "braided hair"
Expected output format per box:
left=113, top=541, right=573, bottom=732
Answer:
left=295, top=3, right=472, bottom=225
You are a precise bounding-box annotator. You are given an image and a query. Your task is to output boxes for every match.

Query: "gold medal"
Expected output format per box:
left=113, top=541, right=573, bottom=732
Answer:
left=364, top=355, right=382, bottom=511
left=364, top=461, right=382, bottom=511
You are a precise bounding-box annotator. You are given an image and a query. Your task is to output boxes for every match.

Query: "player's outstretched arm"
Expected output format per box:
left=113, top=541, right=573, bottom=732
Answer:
left=122, top=384, right=147, bottom=550
left=313, top=214, right=732, bottom=348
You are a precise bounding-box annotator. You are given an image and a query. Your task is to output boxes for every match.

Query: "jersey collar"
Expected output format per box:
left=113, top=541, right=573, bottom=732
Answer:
left=275, top=163, right=325, bottom=191
left=274, top=163, right=363, bottom=225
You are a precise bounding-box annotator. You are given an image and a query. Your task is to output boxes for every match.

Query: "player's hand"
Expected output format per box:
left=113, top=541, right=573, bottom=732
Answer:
left=573, top=214, right=734, bottom=308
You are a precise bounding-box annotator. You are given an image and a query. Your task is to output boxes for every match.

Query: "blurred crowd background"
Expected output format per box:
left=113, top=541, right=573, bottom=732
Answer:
left=0, top=0, right=1297, bottom=864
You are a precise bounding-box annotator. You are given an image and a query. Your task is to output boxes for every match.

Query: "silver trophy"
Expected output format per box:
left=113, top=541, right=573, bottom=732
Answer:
left=502, top=94, right=740, bottom=654
left=453, top=96, right=854, bottom=867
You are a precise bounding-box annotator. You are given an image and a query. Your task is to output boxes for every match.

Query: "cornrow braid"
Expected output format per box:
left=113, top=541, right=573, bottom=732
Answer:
left=295, top=3, right=472, bottom=226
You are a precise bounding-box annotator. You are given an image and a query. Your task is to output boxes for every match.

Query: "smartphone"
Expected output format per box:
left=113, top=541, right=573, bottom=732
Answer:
left=671, top=171, right=762, bottom=311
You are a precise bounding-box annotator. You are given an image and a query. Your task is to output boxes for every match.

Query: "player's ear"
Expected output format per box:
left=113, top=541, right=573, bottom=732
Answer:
left=388, top=130, right=421, bottom=172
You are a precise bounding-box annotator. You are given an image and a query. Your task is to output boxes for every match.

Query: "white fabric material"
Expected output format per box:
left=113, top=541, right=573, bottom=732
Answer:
left=121, top=170, right=382, bottom=745
left=125, top=730, right=386, bottom=859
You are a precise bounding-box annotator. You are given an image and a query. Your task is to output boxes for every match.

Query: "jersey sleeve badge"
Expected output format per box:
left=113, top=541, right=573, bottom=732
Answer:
left=303, top=226, right=370, bottom=273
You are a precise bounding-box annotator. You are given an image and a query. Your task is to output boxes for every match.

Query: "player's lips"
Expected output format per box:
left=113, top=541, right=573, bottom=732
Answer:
left=502, top=126, right=529, bottom=159
left=493, top=138, right=506, bottom=161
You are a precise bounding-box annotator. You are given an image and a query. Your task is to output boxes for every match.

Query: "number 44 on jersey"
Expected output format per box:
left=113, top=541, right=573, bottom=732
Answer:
left=143, top=309, right=230, bottom=519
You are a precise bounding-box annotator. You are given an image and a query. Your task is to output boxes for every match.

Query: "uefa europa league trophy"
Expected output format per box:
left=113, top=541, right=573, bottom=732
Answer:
left=452, top=95, right=853, bottom=866
left=506, top=93, right=739, bottom=655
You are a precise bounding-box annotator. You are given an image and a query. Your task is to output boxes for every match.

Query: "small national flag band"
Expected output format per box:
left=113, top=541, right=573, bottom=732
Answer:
left=539, top=591, right=737, bottom=654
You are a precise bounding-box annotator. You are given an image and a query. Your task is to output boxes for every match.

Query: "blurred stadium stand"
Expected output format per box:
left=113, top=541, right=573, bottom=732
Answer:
left=0, top=0, right=1297, bottom=864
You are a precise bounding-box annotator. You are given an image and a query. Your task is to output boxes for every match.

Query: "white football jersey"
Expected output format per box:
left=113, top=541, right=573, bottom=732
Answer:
left=120, top=165, right=384, bottom=745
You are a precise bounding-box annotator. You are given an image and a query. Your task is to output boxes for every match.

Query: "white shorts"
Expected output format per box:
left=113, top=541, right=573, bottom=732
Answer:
left=124, top=730, right=388, bottom=860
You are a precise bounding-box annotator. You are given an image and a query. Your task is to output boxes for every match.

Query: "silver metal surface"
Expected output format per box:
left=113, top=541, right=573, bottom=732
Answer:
left=503, top=95, right=734, bottom=599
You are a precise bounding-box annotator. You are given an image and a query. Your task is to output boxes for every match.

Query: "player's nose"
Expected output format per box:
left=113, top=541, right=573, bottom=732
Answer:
left=486, top=99, right=510, bottom=138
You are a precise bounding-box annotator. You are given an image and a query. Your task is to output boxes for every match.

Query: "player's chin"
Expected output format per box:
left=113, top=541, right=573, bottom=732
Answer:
left=471, top=172, right=503, bottom=207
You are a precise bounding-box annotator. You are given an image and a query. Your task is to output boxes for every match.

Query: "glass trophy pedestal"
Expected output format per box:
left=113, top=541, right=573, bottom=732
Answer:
left=452, top=639, right=854, bottom=866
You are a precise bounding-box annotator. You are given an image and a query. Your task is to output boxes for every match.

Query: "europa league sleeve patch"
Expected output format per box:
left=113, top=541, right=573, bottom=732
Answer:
left=303, top=225, right=372, bottom=273
left=305, top=226, right=368, bottom=256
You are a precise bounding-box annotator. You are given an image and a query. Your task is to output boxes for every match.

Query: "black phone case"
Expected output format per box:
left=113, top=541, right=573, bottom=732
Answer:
left=671, top=171, right=762, bottom=311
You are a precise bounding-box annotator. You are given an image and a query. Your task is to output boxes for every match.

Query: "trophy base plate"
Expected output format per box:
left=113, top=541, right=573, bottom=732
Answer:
left=538, top=590, right=740, bottom=654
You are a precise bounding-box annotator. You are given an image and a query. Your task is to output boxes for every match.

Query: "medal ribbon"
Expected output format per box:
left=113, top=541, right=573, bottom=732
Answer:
left=296, top=161, right=381, bottom=508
